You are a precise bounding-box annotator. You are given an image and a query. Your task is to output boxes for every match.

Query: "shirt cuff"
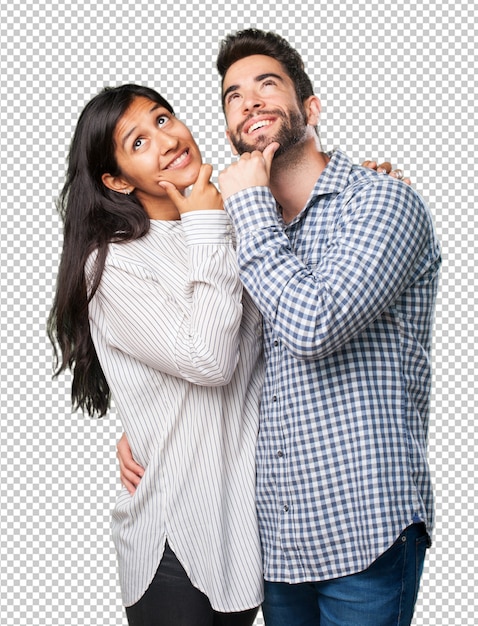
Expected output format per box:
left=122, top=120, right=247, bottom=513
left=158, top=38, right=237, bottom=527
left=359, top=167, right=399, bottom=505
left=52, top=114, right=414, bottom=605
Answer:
left=224, top=187, right=279, bottom=234
left=180, top=210, right=234, bottom=246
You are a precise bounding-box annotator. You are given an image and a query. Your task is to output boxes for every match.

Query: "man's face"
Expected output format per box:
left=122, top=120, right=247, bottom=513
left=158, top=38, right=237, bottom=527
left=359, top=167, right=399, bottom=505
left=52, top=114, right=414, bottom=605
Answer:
left=222, top=54, right=310, bottom=157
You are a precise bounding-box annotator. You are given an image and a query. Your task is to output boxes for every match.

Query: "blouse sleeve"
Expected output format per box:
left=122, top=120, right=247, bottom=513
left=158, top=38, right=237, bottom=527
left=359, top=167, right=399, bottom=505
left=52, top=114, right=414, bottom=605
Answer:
left=89, top=211, right=243, bottom=386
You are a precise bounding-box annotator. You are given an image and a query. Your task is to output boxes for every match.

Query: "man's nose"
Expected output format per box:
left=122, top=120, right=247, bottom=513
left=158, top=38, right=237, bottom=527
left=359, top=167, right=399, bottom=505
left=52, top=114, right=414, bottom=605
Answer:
left=242, top=92, right=264, bottom=113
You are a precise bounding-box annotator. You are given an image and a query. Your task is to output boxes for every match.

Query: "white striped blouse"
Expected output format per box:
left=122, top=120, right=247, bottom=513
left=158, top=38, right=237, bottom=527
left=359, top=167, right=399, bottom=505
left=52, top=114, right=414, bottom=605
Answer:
left=86, top=210, right=265, bottom=611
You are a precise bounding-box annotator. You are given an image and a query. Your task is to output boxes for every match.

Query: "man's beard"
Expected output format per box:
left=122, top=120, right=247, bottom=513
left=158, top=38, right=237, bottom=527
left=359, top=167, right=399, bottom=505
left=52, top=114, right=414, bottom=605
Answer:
left=229, top=108, right=308, bottom=158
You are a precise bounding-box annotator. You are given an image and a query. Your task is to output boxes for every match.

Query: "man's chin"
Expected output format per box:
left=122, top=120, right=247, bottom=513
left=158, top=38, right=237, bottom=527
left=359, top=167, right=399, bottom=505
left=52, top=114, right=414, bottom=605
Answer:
left=235, top=134, right=278, bottom=155
left=234, top=134, right=304, bottom=159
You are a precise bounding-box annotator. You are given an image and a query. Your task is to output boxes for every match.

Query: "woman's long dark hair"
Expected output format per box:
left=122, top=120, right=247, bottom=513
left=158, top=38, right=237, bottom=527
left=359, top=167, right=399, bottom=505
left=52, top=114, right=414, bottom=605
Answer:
left=48, top=84, right=175, bottom=417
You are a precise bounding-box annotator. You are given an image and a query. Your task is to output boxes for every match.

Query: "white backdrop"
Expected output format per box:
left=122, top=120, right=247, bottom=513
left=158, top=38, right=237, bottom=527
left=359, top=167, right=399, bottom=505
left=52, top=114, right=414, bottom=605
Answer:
left=1, top=1, right=476, bottom=624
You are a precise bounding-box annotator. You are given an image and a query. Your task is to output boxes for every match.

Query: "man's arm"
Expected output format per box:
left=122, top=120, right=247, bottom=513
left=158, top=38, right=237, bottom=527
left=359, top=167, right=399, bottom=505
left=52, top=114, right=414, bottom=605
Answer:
left=219, top=150, right=429, bottom=360
left=117, top=433, right=144, bottom=495
left=118, top=156, right=411, bottom=493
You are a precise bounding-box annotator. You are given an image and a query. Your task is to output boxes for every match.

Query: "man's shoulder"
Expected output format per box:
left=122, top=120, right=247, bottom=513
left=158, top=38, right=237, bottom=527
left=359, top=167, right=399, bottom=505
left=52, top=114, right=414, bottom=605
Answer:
left=313, top=150, right=430, bottom=226
left=320, top=162, right=431, bottom=236
left=347, top=163, right=426, bottom=209
left=322, top=150, right=411, bottom=199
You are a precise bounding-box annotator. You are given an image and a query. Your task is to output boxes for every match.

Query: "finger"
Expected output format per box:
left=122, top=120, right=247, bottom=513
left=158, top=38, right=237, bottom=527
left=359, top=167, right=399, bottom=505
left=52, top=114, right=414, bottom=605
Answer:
left=403, top=177, right=412, bottom=186
left=119, top=459, right=142, bottom=482
left=193, top=163, right=214, bottom=190
left=377, top=161, right=392, bottom=173
left=116, top=454, right=137, bottom=494
left=116, top=433, right=130, bottom=464
left=116, top=449, right=144, bottom=476
left=390, top=169, right=404, bottom=180
left=158, top=180, right=186, bottom=208
left=123, top=456, right=144, bottom=476
left=122, top=464, right=143, bottom=484
left=117, top=455, right=143, bottom=493
left=121, top=476, right=138, bottom=495
left=116, top=441, right=144, bottom=477
left=262, top=141, right=280, bottom=172
left=361, top=160, right=375, bottom=169
left=124, top=458, right=144, bottom=476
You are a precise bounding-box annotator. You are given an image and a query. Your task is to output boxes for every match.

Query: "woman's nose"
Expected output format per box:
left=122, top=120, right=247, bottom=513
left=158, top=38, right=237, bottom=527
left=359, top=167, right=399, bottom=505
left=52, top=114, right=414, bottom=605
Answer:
left=158, top=132, right=179, bottom=154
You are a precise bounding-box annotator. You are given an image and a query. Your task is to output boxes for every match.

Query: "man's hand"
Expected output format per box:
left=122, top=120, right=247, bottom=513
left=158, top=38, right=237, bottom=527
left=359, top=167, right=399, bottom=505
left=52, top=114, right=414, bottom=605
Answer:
left=362, top=160, right=411, bottom=185
left=219, top=142, right=280, bottom=200
left=117, top=433, right=144, bottom=495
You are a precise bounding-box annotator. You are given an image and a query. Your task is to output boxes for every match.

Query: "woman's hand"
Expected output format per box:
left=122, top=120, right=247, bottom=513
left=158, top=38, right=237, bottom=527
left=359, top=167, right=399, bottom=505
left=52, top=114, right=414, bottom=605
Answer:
left=361, top=160, right=411, bottom=185
left=159, top=163, right=223, bottom=214
left=117, top=433, right=144, bottom=495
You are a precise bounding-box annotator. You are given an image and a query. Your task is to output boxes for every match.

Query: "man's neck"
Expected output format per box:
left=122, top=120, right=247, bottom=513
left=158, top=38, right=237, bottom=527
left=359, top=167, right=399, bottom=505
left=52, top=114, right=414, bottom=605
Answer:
left=269, top=136, right=329, bottom=223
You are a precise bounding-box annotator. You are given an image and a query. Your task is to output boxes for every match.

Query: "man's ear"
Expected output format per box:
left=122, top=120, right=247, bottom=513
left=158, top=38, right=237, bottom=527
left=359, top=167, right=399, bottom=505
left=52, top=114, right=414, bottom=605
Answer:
left=101, top=172, right=134, bottom=195
left=225, top=129, right=239, bottom=156
left=303, top=95, right=321, bottom=126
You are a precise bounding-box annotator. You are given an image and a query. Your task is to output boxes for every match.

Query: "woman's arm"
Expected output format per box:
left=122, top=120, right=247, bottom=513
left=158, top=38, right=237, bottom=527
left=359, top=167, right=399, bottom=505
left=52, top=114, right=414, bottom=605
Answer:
left=89, top=166, right=243, bottom=386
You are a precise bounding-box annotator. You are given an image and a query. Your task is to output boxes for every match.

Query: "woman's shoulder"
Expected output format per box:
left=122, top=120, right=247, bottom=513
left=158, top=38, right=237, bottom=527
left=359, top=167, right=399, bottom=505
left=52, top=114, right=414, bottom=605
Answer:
left=87, top=224, right=188, bottom=289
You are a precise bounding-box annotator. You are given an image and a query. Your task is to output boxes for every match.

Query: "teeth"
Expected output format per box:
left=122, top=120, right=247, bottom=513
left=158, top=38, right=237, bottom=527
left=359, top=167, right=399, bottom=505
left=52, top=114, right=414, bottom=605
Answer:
left=248, top=119, right=273, bottom=134
left=167, top=151, right=188, bottom=168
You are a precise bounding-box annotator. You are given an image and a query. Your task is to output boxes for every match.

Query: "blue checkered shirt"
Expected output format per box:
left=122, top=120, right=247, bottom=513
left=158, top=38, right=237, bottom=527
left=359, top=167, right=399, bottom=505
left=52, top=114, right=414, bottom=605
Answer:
left=224, top=150, right=441, bottom=583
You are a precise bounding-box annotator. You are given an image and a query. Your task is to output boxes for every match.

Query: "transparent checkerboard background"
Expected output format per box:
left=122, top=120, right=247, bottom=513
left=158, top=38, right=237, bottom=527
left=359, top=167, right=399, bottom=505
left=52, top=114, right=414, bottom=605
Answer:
left=1, top=1, right=476, bottom=624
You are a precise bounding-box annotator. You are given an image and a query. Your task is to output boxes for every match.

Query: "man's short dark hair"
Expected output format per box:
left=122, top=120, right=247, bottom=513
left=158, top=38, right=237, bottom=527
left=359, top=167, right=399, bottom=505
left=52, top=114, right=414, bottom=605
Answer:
left=216, top=28, right=315, bottom=107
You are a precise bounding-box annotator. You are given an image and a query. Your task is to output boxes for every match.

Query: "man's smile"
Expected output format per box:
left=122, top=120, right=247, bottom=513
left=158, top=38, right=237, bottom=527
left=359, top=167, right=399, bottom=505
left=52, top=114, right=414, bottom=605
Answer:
left=242, top=115, right=279, bottom=136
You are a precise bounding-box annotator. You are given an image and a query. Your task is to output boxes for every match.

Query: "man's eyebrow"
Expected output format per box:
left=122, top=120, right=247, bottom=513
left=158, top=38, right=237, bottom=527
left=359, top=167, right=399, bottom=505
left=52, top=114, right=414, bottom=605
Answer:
left=222, top=72, right=284, bottom=104
left=256, top=72, right=284, bottom=83
left=222, top=83, right=240, bottom=103
left=121, top=103, right=161, bottom=148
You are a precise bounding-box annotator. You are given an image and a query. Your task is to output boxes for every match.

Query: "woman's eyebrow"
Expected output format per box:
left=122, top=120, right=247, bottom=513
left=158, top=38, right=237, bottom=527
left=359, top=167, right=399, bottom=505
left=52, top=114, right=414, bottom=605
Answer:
left=121, top=104, right=162, bottom=147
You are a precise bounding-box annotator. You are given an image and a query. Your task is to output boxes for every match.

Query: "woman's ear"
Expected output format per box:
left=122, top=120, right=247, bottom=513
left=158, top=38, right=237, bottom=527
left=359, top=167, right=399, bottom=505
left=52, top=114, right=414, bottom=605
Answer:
left=101, top=172, right=134, bottom=195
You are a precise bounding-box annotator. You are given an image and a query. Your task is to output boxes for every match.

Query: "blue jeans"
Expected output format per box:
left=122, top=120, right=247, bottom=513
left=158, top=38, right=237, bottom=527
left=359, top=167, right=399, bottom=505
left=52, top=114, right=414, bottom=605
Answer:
left=262, top=523, right=429, bottom=626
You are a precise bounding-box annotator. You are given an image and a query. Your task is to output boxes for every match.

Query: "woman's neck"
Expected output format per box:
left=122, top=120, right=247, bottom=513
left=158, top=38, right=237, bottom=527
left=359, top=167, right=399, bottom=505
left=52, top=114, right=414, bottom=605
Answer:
left=138, top=194, right=181, bottom=221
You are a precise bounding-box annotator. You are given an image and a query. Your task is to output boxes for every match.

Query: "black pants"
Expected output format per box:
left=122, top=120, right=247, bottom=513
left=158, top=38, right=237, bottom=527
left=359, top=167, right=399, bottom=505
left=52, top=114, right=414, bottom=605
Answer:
left=126, top=543, right=260, bottom=626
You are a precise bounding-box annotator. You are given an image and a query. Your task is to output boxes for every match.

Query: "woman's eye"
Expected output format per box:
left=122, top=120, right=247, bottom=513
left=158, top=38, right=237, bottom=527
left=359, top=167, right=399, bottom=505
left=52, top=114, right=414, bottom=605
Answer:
left=158, top=115, right=169, bottom=127
left=133, top=138, right=145, bottom=150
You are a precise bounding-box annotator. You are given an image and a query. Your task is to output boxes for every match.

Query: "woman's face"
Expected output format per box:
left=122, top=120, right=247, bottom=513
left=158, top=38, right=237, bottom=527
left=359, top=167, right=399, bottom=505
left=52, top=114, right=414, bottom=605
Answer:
left=103, top=96, right=203, bottom=218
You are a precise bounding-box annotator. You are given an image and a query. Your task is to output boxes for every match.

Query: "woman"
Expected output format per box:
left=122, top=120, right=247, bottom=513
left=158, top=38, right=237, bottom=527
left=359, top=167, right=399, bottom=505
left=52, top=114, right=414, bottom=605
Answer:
left=48, top=84, right=264, bottom=626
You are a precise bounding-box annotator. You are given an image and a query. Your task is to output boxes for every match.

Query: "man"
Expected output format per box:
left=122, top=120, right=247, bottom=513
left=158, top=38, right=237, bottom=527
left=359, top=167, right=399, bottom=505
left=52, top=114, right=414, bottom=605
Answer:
left=118, top=29, right=438, bottom=625
left=215, top=29, right=440, bottom=626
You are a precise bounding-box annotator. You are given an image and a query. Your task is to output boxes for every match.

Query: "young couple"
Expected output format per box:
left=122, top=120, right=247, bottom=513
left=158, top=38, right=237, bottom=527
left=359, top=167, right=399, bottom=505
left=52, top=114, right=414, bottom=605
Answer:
left=49, top=28, right=440, bottom=626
